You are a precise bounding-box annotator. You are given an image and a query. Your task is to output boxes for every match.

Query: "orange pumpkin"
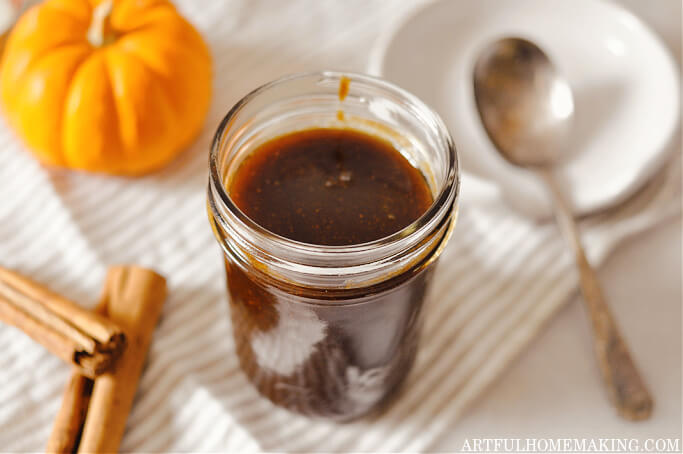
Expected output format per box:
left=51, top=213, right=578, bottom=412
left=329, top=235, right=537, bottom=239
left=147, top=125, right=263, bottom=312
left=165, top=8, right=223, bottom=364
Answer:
left=0, top=0, right=212, bottom=175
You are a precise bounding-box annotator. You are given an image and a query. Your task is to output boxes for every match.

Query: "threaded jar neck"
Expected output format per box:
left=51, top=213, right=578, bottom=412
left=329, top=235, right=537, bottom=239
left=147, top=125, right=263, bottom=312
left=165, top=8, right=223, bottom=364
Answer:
left=208, top=71, right=459, bottom=296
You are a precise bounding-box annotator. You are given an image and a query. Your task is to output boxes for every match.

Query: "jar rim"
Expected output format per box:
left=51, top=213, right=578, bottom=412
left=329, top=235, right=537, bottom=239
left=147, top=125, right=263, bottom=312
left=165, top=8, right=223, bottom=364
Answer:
left=208, top=70, right=460, bottom=261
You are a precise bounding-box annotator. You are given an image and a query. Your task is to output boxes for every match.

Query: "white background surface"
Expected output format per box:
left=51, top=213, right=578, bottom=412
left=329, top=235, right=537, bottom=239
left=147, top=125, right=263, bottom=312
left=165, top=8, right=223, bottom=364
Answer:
left=434, top=0, right=681, bottom=448
left=436, top=219, right=682, bottom=450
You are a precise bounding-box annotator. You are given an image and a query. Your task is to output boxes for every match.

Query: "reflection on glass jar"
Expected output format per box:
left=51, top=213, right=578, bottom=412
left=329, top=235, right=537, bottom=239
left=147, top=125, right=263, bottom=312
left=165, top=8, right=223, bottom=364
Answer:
left=208, top=71, right=459, bottom=421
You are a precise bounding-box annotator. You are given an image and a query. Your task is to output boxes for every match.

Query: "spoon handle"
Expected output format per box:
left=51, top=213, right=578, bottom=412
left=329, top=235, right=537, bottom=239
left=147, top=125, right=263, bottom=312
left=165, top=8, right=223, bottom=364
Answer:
left=541, top=171, right=653, bottom=421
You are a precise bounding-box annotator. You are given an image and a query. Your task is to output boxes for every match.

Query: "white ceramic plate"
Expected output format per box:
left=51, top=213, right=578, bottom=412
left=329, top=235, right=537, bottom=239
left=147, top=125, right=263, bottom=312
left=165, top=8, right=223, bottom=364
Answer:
left=369, top=0, right=680, bottom=218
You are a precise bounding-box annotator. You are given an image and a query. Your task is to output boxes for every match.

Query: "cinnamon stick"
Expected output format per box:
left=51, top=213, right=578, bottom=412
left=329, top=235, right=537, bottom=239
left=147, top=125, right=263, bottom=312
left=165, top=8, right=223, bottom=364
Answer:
left=46, top=373, right=93, bottom=454
left=77, top=266, right=167, bottom=453
left=0, top=267, right=126, bottom=377
left=45, top=300, right=108, bottom=454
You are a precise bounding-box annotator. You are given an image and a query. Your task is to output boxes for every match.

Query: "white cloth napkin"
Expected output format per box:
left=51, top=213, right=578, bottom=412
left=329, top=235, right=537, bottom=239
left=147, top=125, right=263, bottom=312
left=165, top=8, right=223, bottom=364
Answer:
left=0, top=1, right=679, bottom=451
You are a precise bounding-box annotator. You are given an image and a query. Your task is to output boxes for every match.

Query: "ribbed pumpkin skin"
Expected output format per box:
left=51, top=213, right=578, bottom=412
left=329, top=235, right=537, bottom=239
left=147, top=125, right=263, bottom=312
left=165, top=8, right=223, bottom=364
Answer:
left=0, top=0, right=212, bottom=175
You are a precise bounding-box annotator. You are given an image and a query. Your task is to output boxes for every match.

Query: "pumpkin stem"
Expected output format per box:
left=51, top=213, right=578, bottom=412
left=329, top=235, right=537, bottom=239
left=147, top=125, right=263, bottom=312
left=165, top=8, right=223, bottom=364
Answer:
left=87, top=0, right=115, bottom=47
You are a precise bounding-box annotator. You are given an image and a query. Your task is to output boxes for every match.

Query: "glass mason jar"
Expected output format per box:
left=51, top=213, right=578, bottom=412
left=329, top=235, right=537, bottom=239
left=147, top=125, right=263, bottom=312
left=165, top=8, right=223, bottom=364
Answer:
left=207, top=71, right=460, bottom=421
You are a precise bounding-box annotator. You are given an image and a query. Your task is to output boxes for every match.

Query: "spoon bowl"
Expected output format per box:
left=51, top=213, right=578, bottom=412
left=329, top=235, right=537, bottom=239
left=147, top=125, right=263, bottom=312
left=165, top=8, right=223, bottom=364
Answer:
left=473, top=37, right=574, bottom=168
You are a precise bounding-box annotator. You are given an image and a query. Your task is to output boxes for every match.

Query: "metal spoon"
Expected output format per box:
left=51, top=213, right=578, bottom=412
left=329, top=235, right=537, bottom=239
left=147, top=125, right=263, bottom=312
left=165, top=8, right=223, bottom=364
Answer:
left=473, top=37, right=653, bottom=420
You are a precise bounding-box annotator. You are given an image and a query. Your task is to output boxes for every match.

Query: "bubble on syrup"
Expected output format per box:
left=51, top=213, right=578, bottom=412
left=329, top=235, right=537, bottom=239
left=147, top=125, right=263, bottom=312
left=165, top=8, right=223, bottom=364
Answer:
left=339, top=170, right=352, bottom=183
